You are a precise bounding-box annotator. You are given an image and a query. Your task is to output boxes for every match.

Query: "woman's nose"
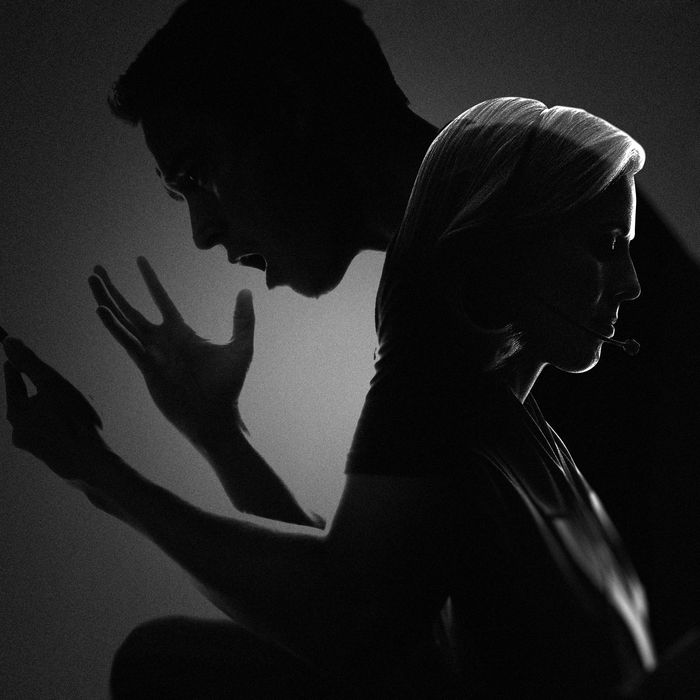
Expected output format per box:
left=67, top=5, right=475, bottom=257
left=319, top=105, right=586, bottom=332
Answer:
left=615, top=250, right=641, bottom=302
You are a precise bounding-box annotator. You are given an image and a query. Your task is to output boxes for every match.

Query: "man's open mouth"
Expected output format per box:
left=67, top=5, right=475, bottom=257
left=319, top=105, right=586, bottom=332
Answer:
left=235, top=254, right=267, bottom=271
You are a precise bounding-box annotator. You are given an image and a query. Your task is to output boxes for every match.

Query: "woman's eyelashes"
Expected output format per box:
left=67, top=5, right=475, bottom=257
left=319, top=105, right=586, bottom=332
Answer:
left=592, top=228, right=628, bottom=260
left=595, top=234, right=617, bottom=259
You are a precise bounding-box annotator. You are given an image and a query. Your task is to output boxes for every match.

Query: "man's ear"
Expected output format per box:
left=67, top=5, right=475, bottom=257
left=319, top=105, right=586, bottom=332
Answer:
left=266, top=56, right=320, bottom=148
left=266, top=56, right=361, bottom=164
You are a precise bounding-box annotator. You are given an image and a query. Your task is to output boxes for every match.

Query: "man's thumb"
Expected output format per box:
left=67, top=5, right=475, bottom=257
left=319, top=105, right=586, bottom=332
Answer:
left=232, top=289, right=255, bottom=341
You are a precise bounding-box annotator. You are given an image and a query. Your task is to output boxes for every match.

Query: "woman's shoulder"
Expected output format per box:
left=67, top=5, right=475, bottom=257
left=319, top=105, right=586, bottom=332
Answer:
left=347, top=356, right=519, bottom=479
left=346, top=373, right=485, bottom=478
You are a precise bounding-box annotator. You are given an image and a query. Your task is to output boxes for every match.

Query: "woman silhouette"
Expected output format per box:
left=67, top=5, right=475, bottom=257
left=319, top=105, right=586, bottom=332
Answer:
left=346, top=96, right=657, bottom=696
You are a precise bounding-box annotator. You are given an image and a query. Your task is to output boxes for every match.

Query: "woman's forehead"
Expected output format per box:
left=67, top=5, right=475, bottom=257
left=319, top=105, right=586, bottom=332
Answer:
left=570, top=175, right=636, bottom=233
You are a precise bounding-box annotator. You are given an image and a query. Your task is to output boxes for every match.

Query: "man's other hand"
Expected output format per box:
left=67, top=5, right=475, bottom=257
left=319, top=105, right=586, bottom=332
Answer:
left=3, top=337, right=107, bottom=483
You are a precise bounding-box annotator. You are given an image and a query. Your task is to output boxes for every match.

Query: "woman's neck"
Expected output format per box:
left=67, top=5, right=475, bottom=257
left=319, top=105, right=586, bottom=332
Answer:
left=505, top=361, right=546, bottom=403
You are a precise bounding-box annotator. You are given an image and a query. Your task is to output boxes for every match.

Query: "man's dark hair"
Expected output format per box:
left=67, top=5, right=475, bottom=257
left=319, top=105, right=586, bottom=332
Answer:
left=109, top=0, right=408, bottom=127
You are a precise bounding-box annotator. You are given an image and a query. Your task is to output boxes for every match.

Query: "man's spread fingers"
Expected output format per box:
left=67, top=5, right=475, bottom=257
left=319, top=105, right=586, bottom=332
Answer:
left=96, top=306, right=146, bottom=368
left=93, top=265, right=153, bottom=333
left=137, top=256, right=182, bottom=321
left=89, top=274, right=138, bottom=338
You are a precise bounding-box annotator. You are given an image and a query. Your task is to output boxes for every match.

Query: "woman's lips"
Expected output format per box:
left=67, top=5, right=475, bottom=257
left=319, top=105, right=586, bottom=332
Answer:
left=591, top=321, right=616, bottom=338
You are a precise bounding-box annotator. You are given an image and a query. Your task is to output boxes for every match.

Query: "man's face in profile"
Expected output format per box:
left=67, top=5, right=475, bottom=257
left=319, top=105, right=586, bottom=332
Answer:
left=142, top=107, right=360, bottom=298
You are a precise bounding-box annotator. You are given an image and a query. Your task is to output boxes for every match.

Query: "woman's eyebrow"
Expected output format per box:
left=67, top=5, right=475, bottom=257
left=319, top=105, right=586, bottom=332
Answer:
left=600, top=221, right=634, bottom=239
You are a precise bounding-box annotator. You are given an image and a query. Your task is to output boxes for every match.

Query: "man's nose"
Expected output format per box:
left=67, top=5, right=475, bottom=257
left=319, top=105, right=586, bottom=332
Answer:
left=187, top=191, right=226, bottom=250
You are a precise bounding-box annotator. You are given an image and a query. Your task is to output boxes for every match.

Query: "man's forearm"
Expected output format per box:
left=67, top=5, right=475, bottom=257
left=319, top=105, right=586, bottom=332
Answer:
left=192, top=415, right=325, bottom=528
left=82, top=446, right=329, bottom=651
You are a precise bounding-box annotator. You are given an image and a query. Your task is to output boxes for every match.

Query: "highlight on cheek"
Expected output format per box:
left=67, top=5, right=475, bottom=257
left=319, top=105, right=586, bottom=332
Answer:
left=165, top=188, right=185, bottom=202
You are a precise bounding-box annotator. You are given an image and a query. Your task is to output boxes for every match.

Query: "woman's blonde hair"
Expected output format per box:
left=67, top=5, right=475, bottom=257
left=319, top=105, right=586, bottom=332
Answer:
left=376, top=97, right=645, bottom=373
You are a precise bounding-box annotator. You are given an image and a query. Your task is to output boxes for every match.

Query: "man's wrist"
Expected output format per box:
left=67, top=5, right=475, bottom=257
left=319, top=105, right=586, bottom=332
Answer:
left=188, top=408, right=248, bottom=454
left=71, top=445, right=132, bottom=514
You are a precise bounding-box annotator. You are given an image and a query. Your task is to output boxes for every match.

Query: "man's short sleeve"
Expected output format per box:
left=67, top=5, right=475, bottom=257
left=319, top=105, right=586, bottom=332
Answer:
left=346, top=360, right=470, bottom=477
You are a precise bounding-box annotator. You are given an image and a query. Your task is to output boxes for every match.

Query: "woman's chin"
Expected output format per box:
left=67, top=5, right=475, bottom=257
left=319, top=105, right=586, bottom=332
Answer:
left=559, top=349, right=600, bottom=374
left=554, top=343, right=603, bottom=374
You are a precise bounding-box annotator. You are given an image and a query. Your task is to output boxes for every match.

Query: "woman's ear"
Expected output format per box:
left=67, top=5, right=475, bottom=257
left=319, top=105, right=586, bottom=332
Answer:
left=436, top=231, right=524, bottom=333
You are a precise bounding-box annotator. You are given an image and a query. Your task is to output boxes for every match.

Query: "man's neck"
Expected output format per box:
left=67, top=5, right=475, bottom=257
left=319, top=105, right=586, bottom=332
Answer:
left=355, top=111, right=439, bottom=251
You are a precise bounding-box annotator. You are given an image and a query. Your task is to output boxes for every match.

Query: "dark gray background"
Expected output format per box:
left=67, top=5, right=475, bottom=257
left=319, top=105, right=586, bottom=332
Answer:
left=1, top=1, right=698, bottom=696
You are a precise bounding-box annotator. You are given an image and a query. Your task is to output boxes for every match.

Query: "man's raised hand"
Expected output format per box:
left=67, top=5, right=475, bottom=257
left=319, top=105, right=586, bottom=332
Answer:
left=89, top=257, right=255, bottom=443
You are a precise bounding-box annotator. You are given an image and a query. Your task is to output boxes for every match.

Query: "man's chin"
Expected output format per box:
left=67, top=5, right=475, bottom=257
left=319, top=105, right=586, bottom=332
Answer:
left=263, top=263, right=290, bottom=292
left=265, top=265, right=344, bottom=299
left=264, top=266, right=280, bottom=291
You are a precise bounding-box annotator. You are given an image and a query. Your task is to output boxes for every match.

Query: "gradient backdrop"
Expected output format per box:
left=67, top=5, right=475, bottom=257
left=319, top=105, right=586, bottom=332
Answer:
left=1, top=1, right=698, bottom=697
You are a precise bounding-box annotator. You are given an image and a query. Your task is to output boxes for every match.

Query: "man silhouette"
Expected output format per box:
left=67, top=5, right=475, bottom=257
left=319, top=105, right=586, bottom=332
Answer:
left=96, top=0, right=442, bottom=695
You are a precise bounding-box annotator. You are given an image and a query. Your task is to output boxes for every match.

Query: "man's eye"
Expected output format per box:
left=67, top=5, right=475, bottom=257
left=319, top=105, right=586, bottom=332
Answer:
left=180, top=165, right=211, bottom=190
left=171, top=168, right=194, bottom=190
left=161, top=163, right=213, bottom=202
left=183, top=170, right=199, bottom=187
